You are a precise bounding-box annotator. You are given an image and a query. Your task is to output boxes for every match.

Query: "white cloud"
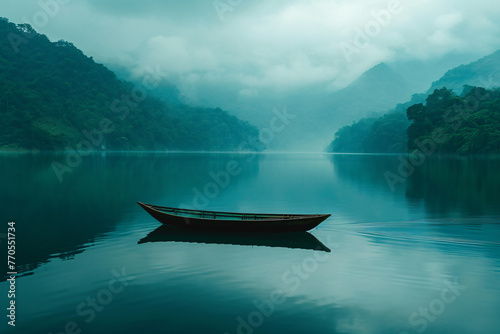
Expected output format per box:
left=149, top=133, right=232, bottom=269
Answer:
left=144, top=35, right=218, bottom=74
left=2, top=0, right=500, bottom=101
left=435, top=12, right=463, bottom=30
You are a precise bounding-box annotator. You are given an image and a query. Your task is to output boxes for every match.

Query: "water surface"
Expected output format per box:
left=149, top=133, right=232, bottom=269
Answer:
left=1, top=153, right=499, bottom=334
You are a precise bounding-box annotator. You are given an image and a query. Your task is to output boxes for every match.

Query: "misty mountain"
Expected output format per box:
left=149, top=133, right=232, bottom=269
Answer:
left=0, top=18, right=263, bottom=151
left=325, top=62, right=414, bottom=121
left=324, top=94, right=425, bottom=154
left=140, top=61, right=421, bottom=151
left=428, top=50, right=500, bottom=94
left=274, top=62, right=415, bottom=151
left=326, top=49, right=500, bottom=154
left=107, top=63, right=182, bottom=105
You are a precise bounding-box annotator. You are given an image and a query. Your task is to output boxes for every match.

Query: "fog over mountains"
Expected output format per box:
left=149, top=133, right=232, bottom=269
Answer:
left=428, top=50, right=500, bottom=94
left=2, top=0, right=500, bottom=151
left=112, top=59, right=423, bottom=151
left=227, top=50, right=500, bottom=151
left=325, top=49, right=500, bottom=154
left=140, top=51, right=500, bottom=151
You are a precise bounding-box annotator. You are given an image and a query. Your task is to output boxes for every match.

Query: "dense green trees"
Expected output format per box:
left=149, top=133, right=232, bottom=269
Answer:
left=0, top=18, right=263, bottom=151
left=407, top=87, right=500, bottom=154
left=326, top=86, right=500, bottom=155
left=324, top=118, right=376, bottom=153
left=325, top=95, right=425, bottom=153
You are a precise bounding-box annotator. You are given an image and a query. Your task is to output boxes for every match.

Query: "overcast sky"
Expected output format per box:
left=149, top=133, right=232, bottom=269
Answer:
left=2, top=0, right=500, bottom=102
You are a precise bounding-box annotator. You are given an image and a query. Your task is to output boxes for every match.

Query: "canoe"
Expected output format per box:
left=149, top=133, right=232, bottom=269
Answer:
left=137, top=202, right=330, bottom=232
left=138, top=225, right=331, bottom=252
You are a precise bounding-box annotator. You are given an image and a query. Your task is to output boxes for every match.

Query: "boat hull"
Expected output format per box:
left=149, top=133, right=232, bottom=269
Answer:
left=137, top=202, right=330, bottom=233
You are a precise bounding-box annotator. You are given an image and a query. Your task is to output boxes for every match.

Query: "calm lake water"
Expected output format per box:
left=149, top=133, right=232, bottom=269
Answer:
left=1, top=152, right=500, bottom=334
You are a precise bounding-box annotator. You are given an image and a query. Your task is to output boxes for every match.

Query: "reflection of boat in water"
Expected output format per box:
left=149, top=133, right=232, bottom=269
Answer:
left=138, top=225, right=331, bottom=252
left=137, top=202, right=331, bottom=232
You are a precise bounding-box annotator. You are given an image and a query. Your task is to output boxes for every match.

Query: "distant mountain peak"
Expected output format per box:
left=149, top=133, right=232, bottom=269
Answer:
left=343, top=62, right=408, bottom=94
left=368, top=62, right=390, bottom=71
left=321, top=62, right=413, bottom=130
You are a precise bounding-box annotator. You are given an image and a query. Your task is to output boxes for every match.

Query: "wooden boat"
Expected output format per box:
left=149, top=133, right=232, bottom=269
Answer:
left=137, top=202, right=330, bottom=232
left=138, top=225, right=331, bottom=252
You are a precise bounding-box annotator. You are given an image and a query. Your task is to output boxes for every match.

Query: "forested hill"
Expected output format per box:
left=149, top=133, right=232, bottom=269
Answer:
left=0, top=18, right=264, bottom=151
left=407, top=87, right=500, bottom=154
left=324, top=94, right=425, bottom=153
left=427, top=50, right=500, bottom=94
left=325, top=49, right=500, bottom=155
left=325, top=87, right=500, bottom=155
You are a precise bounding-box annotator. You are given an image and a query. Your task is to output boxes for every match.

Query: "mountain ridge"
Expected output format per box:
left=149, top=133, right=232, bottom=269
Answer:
left=325, top=49, right=500, bottom=154
left=0, top=18, right=264, bottom=152
left=427, top=49, right=500, bottom=94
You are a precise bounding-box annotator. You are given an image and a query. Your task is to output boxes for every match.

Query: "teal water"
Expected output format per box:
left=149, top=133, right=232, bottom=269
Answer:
left=1, top=153, right=500, bottom=334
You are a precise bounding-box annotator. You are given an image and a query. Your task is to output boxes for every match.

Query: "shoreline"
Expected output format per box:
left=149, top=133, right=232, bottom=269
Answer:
left=1, top=149, right=500, bottom=158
